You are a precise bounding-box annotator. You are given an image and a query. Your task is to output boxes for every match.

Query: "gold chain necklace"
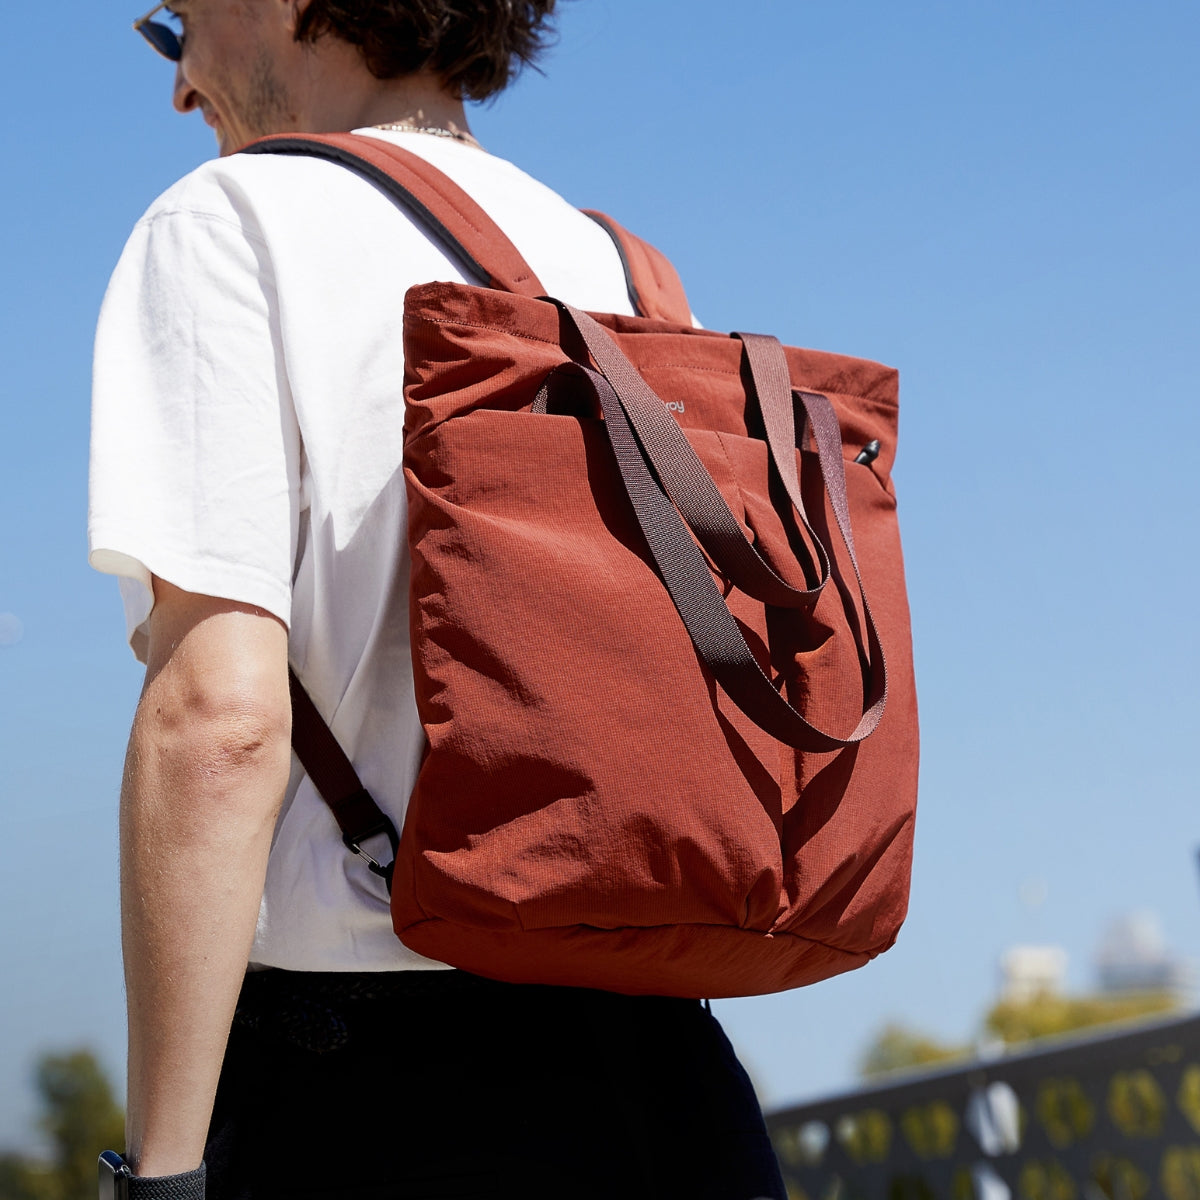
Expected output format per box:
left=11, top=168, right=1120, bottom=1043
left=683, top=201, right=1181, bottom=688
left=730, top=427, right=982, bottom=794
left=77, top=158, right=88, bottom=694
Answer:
left=371, top=122, right=481, bottom=148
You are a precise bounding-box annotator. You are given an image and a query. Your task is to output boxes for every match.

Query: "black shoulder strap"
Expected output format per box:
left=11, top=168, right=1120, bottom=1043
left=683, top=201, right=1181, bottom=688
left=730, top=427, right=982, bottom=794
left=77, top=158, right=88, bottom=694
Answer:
left=287, top=670, right=398, bottom=890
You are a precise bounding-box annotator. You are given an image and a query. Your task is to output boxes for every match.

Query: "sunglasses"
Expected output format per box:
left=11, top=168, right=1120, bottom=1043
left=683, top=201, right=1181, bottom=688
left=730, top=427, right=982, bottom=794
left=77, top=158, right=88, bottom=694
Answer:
left=133, top=1, right=184, bottom=61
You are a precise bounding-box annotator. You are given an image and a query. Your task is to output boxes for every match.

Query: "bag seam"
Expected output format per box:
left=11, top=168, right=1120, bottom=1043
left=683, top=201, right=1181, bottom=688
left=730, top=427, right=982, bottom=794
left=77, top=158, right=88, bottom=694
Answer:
left=407, top=316, right=898, bottom=409
left=401, top=915, right=893, bottom=958
left=408, top=314, right=563, bottom=347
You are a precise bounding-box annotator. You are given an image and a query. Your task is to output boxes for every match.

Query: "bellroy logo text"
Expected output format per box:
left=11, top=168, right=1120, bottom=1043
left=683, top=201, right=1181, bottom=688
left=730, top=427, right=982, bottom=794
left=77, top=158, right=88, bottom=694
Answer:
left=665, top=400, right=685, bottom=415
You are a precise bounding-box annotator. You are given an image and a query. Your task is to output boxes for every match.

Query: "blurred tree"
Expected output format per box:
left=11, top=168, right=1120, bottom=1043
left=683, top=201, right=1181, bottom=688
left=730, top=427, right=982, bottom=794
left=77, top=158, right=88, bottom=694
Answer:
left=858, top=990, right=1181, bottom=1083
left=0, top=1156, right=56, bottom=1200
left=858, top=1023, right=968, bottom=1080
left=0, top=1049, right=124, bottom=1200
left=984, top=990, right=1179, bottom=1047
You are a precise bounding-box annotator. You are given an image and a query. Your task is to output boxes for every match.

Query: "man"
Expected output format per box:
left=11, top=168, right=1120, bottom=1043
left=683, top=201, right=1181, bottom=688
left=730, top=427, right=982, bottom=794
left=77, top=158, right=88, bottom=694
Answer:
left=90, top=2, right=788, bottom=1197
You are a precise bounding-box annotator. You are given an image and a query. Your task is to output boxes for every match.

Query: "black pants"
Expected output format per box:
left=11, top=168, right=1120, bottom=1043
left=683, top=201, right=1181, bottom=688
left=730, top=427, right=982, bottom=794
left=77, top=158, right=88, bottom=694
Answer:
left=205, top=969, right=786, bottom=1200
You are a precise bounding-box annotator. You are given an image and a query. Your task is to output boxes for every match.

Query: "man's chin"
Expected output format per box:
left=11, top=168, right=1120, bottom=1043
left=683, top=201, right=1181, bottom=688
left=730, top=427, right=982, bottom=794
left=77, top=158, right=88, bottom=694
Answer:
left=217, top=123, right=283, bottom=156
left=209, top=117, right=251, bottom=157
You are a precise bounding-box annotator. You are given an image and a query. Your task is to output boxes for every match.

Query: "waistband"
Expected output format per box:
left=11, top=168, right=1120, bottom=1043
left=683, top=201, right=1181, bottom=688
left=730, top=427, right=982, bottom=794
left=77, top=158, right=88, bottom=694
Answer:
left=233, top=968, right=496, bottom=1053
left=233, top=968, right=703, bottom=1055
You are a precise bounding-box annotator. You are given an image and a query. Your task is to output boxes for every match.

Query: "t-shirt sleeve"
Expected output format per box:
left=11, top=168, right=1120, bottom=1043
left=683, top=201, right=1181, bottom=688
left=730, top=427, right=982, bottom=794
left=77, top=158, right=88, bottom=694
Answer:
left=89, top=203, right=301, bottom=662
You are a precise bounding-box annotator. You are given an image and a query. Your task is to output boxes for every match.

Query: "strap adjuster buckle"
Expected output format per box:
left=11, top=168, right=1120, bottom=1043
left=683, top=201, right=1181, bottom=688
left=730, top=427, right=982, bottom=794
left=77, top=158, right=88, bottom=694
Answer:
left=343, top=816, right=400, bottom=891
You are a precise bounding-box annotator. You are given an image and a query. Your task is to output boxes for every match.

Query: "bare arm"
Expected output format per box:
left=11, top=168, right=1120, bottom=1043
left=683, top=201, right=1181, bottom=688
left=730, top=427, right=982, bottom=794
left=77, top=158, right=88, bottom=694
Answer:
left=121, top=579, right=291, bottom=1175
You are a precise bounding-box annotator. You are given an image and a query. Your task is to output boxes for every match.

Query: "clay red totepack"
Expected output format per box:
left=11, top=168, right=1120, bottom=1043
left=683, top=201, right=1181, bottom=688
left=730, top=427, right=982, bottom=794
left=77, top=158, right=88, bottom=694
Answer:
left=244, top=133, right=919, bottom=999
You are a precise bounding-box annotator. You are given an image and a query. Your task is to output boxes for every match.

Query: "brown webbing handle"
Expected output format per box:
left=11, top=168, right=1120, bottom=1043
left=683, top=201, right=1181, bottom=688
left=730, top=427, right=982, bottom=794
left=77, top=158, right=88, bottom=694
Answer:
left=547, top=315, right=848, bottom=621
left=288, top=669, right=398, bottom=887
left=738, top=331, right=888, bottom=732
left=241, top=133, right=547, bottom=297
left=547, top=304, right=887, bottom=752
left=533, top=344, right=831, bottom=609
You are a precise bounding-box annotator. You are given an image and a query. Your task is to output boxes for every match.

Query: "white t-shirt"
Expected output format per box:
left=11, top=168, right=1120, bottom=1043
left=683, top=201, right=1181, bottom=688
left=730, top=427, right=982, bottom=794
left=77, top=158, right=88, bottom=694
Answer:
left=89, top=129, right=636, bottom=972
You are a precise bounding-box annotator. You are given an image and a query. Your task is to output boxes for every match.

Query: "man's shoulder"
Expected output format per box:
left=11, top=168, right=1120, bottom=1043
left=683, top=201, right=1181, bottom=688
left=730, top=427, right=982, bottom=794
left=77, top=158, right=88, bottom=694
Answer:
left=133, top=152, right=318, bottom=239
left=138, top=136, right=577, bottom=230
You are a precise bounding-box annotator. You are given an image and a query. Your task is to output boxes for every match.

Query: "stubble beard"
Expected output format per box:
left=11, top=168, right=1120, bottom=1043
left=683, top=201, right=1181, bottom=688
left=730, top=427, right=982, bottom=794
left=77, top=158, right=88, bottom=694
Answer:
left=239, top=47, right=297, bottom=145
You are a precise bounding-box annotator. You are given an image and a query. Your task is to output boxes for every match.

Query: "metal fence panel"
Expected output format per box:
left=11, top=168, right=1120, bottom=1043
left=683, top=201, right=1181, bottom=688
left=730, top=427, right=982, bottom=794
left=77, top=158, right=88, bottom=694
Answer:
left=767, top=1014, right=1200, bottom=1200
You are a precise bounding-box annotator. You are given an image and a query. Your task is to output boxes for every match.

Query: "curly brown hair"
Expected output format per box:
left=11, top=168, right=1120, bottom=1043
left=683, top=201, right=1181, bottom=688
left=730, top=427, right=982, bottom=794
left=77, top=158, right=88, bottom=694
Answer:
left=294, top=0, right=561, bottom=102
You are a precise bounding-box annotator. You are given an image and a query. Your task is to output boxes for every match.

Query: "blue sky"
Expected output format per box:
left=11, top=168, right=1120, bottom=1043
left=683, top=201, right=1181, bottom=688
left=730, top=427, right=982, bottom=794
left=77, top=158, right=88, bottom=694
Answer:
left=1, top=0, right=1198, bottom=1144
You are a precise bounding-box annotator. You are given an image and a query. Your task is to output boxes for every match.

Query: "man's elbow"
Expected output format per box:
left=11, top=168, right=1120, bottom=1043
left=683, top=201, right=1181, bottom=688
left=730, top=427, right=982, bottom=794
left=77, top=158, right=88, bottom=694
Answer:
left=126, top=671, right=293, bottom=829
left=128, top=583, right=294, bottom=830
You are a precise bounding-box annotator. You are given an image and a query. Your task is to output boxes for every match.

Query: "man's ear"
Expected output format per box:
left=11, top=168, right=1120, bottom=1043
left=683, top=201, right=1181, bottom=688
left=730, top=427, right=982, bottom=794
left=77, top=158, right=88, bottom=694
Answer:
left=282, top=0, right=313, bottom=37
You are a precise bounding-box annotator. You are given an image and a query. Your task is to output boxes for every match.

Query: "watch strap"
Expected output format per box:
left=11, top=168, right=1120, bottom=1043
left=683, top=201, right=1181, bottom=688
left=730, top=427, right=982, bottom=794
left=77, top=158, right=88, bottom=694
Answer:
left=126, top=1162, right=206, bottom=1200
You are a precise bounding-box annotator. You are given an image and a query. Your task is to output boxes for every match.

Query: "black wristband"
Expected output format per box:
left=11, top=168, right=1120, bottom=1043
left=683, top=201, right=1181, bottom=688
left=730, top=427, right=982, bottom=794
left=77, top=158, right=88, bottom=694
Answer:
left=127, top=1162, right=206, bottom=1200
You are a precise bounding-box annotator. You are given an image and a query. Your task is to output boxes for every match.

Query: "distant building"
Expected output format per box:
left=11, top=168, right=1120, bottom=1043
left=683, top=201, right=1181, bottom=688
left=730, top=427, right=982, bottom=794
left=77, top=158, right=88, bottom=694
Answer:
left=999, top=945, right=1068, bottom=1002
left=1094, top=911, right=1193, bottom=999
